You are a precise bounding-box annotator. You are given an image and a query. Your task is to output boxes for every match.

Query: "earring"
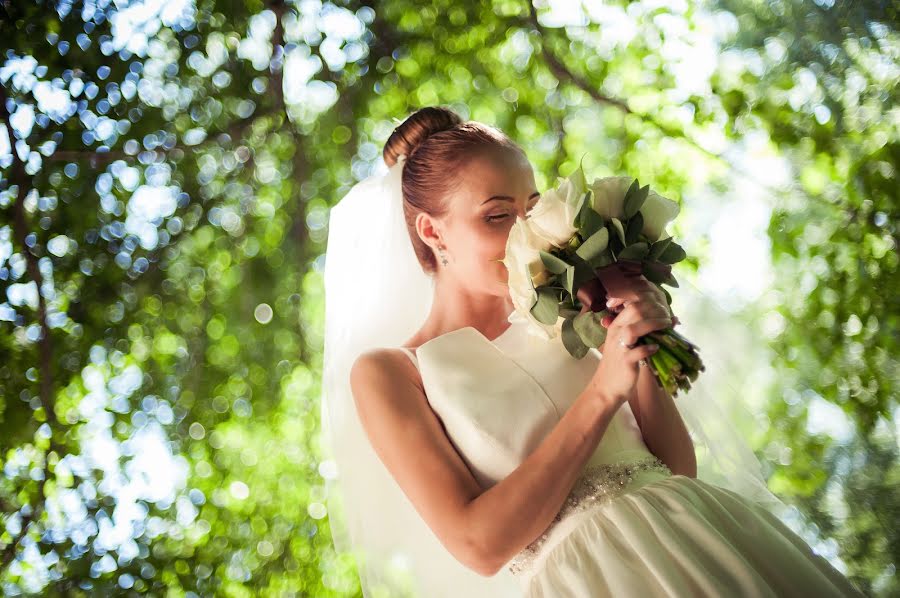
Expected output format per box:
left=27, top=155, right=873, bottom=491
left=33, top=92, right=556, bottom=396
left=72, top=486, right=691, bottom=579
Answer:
left=437, top=245, right=449, bottom=266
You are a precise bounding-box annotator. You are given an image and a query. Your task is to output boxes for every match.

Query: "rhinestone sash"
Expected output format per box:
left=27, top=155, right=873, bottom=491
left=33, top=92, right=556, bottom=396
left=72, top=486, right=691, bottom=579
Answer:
left=506, top=456, right=672, bottom=577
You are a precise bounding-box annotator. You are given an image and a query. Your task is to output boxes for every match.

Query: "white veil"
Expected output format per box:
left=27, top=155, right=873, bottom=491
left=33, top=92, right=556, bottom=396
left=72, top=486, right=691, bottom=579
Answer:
left=319, top=154, right=787, bottom=597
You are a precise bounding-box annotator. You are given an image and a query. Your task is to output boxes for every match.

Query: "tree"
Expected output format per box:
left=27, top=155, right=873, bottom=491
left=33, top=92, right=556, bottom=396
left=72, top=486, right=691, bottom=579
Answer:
left=1, top=0, right=896, bottom=594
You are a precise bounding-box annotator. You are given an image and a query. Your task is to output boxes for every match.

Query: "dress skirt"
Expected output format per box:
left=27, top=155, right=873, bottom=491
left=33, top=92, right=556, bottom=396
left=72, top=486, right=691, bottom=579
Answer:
left=520, top=474, right=863, bottom=598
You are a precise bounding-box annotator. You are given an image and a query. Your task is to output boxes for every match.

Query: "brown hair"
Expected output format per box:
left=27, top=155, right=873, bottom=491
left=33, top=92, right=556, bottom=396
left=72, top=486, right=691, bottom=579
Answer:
left=383, top=106, right=525, bottom=274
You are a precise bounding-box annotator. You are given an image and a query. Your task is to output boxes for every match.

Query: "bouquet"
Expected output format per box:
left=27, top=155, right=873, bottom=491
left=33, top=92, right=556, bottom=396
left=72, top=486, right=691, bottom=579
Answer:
left=502, top=157, right=704, bottom=397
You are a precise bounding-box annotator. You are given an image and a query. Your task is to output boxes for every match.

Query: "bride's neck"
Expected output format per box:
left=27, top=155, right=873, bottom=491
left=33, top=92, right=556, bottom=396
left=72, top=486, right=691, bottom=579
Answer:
left=418, top=275, right=514, bottom=341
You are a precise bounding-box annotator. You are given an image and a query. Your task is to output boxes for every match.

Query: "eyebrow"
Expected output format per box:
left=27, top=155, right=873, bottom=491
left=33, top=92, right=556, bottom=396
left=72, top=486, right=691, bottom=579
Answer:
left=482, top=191, right=541, bottom=205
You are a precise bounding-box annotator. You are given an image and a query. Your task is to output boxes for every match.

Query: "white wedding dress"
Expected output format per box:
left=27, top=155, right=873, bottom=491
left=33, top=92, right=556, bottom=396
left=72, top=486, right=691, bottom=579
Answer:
left=396, top=316, right=863, bottom=597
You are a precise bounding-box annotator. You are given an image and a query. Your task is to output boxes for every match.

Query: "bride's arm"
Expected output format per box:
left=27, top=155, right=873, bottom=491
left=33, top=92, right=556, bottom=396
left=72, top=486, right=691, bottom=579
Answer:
left=350, top=349, right=625, bottom=578
left=629, top=365, right=697, bottom=477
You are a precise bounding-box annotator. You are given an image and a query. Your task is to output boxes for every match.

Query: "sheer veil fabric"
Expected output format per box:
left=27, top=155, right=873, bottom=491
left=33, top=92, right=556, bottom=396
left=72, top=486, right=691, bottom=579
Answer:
left=320, top=155, right=788, bottom=597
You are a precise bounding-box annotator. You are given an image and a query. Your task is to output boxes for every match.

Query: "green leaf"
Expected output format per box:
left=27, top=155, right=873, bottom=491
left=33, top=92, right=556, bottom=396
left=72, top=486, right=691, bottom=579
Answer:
left=563, top=265, right=575, bottom=295
left=574, top=188, right=595, bottom=229
left=573, top=310, right=608, bottom=347
left=581, top=208, right=605, bottom=239
left=540, top=250, right=571, bottom=274
left=608, top=217, right=626, bottom=246
left=624, top=183, right=650, bottom=219
left=658, top=241, right=686, bottom=264
left=617, top=242, right=649, bottom=261
left=641, top=261, right=669, bottom=285
left=648, top=236, right=673, bottom=260
left=530, top=287, right=560, bottom=325
left=567, top=253, right=598, bottom=298
left=588, top=248, right=615, bottom=269
left=575, top=227, right=609, bottom=263
left=559, top=306, right=581, bottom=319
left=662, top=270, right=679, bottom=287
left=561, top=316, right=590, bottom=358
left=622, top=178, right=640, bottom=208
left=577, top=152, right=589, bottom=191
left=624, top=211, right=643, bottom=244
left=558, top=295, right=581, bottom=318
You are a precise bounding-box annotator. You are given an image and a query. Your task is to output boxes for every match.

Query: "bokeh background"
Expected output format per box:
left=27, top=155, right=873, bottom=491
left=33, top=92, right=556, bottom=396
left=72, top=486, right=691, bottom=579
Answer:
left=0, top=0, right=897, bottom=595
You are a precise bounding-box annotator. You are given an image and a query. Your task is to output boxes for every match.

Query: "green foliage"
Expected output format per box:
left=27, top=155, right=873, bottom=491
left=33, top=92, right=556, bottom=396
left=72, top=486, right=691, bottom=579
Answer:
left=0, top=0, right=896, bottom=595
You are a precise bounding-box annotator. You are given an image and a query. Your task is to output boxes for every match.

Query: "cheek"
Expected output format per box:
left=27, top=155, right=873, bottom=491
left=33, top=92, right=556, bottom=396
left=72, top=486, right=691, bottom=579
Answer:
left=472, top=226, right=510, bottom=261
left=452, top=221, right=514, bottom=283
left=472, top=227, right=513, bottom=283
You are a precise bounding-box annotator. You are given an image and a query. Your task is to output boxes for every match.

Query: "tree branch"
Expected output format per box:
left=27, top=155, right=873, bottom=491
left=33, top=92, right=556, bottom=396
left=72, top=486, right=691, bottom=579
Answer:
left=0, top=84, right=59, bottom=572
left=525, top=1, right=632, bottom=114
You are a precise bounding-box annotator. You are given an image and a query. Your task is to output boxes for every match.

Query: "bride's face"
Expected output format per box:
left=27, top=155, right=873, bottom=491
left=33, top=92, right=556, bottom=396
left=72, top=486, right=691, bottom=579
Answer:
left=427, top=146, right=540, bottom=294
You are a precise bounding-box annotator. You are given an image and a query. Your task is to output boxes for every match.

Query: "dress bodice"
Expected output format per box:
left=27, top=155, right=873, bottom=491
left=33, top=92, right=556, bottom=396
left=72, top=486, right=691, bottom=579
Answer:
left=399, top=316, right=657, bottom=491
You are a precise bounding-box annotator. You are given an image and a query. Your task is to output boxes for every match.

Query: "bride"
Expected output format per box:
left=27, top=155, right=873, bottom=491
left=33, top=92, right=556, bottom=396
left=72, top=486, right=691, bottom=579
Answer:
left=320, top=105, right=863, bottom=597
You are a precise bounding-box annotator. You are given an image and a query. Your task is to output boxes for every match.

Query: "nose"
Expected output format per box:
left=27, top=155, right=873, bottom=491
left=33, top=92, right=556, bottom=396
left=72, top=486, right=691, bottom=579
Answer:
left=514, top=197, right=531, bottom=219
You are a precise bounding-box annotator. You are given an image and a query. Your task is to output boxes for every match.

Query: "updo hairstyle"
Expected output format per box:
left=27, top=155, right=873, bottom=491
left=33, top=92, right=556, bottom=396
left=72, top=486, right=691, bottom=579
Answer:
left=383, top=105, right=525, bottom=274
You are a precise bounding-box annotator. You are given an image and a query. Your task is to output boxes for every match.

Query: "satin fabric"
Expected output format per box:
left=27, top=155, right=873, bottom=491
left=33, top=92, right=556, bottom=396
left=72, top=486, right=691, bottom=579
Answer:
left=397, top=318, right=863, bottom=597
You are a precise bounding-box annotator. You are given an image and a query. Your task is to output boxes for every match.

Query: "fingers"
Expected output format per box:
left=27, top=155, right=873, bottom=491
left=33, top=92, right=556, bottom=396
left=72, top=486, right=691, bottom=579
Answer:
left=610, top=333, right=661, bottom=366
left=606, top=289, right=657, bottom=310
left=616, top=317, right=673, bottom=346
left=606, top=298, right=669, bottom=328
left=629, top=342, right=660, bottom=364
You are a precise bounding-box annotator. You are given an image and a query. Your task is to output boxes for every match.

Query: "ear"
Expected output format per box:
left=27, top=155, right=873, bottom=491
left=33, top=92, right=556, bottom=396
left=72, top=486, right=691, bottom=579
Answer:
left=415, top=211, right=444, bottom=250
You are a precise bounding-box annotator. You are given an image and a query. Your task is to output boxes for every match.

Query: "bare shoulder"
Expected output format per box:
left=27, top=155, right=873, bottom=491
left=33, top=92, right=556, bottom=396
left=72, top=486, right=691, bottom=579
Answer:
left=350, top=347, right=423, bottom=400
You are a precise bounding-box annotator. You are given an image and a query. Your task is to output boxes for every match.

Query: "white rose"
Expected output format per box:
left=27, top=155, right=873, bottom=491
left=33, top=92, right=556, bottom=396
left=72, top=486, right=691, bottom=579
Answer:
left=506, top=268, right=557, bottom=340
left=503, top=215, right=552, bottom=279
left=589, top=176, right=631, bottom=220
left=528, top=159, right=591, bottom=247
left=527, top=188, right=580, bottom=247
left=639, top=189, right=679, bottom=243
left=589, top=176, right=679, bottom=243
left=502, top=216, right=559, bottom=339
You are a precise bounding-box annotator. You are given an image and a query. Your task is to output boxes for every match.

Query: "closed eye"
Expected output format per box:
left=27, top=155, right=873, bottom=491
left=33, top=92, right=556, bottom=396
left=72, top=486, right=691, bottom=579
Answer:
left=484, top=197, right=539, bottom=223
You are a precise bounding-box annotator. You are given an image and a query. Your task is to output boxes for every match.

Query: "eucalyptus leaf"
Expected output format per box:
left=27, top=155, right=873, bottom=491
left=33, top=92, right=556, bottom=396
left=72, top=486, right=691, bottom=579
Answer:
left=559, top=294, right=581, bottom=318
left=573, top=310, right=608, bottom=347
left=561, top=316, right=590, bottom=359
left=568, top=253, right=598, bottom=298
left=575, top=227, right=609, bottom=263
left=588, top=248, right=615, bottom=269
left=617, top=242, right=649, bottom=261
left=540, top=250, right=571, bottom=274
left=559, top=306, right=581, bottom=319
left=530, top=286, right=560, bottom=325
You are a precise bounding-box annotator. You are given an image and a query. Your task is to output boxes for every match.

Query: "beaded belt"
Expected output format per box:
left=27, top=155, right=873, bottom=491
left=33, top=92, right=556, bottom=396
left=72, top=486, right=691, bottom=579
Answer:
left=506, top=456, right=672, bottom=577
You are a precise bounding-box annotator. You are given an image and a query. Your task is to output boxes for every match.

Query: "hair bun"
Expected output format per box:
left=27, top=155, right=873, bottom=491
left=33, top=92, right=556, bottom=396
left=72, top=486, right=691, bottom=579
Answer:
left=383, top=106, right=463, bottom=167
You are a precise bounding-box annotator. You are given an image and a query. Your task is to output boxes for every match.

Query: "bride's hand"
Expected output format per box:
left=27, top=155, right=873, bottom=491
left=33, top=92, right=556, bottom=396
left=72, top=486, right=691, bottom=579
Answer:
left=587, top=290, right=673, bottom=409
left=599, top=271, right=677, bottom=330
